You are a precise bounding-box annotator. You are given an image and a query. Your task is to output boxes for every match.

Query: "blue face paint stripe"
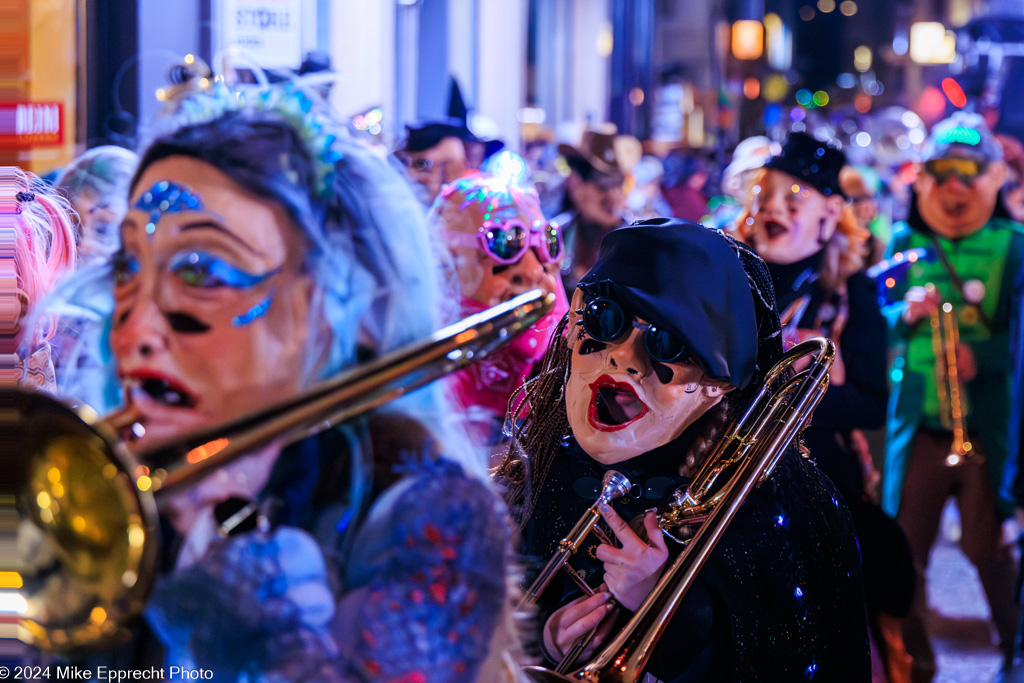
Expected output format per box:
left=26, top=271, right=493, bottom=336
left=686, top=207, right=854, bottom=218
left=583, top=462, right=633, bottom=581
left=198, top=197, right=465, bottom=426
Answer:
left=232, top=296, right=273, bottom=327
left=168, top=252, right=280, bottom=290
left=134, top=181, right=203, bottom=237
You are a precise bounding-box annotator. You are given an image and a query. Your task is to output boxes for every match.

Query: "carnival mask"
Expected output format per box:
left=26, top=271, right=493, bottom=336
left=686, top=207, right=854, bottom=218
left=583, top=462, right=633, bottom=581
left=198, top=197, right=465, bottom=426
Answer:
left=915, top=152, right=1007, bottom=238
left=110, top=156, right=314, bottom=446
left=564, top=289, right=729, bottom=464
left=433, top=172, right=566, bottom=309
left=748, top=169, right=842, bottom=265
left=434, top=171, right=569, bottom=421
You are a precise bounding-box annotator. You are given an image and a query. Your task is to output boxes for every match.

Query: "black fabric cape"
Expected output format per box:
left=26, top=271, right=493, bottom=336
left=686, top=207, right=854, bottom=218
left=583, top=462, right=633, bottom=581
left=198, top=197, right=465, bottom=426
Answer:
left=518, top=435, right=871, bottom=682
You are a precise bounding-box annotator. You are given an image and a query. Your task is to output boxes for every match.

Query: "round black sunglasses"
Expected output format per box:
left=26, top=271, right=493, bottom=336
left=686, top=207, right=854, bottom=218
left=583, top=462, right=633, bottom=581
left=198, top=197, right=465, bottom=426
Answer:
left=580, top=296, right=689, bottom=363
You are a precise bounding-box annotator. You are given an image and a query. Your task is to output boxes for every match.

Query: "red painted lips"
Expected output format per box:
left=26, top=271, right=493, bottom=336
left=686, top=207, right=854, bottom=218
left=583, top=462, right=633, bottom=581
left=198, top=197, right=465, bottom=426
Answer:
left=588, top=374, right=650, bottom=432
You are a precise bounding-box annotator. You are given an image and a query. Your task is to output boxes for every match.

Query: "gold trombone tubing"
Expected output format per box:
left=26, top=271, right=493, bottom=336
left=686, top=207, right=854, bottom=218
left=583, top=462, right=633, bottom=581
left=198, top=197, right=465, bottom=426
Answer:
left=12, top=290, right=554, bottom=653
left=925, top=284, right=975, bottom=467
left=518, top=471, right=633, bottom=612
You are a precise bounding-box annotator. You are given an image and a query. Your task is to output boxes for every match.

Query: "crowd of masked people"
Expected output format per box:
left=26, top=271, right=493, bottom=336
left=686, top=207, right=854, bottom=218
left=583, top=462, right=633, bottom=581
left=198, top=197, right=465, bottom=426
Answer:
left=8, top=70, right=1024, bottom=683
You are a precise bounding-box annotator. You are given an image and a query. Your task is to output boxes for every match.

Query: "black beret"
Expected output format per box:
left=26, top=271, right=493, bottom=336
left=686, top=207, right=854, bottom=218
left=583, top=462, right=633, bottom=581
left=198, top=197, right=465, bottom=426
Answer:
left=403, top=117, right=474, bottom=153
left=578, top=219, right=761, bottom=389
left=765, top=132, right=847, bottom=199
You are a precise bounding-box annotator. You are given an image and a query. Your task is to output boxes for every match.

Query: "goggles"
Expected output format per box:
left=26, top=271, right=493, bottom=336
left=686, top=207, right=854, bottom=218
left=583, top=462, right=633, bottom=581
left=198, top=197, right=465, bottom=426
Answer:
left=924, top=158, right=988, bottom=186
left=447, top=220, right=564, bottom=265
left=581, top=296, right=689, bottom=363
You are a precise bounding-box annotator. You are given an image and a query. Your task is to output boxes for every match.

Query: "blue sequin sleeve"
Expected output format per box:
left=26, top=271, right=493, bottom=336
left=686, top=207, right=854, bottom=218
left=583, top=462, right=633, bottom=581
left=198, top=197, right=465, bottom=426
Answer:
left=145, top=526, right=345, bottom=682
left=334, top=459, right=510, bottom=683
left=143, top=459, right=510, bottom=683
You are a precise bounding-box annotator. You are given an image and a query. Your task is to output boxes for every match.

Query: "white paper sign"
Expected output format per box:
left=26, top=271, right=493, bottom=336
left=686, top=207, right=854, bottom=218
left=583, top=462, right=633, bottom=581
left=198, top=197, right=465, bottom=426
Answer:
left=221, top=0, right=303, bottom=69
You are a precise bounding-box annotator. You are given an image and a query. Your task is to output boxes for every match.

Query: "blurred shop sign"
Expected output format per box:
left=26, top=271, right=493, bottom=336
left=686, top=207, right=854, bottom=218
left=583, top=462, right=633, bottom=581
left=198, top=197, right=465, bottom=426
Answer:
left=221, top=0, right=303, bottom=68
left=0, top=102, right=63, bottom=149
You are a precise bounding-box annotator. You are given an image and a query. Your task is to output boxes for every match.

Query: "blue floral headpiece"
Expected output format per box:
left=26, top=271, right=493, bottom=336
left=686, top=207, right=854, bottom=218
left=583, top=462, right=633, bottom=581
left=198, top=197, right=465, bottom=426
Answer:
left=173, top=81, right=344, bottom=199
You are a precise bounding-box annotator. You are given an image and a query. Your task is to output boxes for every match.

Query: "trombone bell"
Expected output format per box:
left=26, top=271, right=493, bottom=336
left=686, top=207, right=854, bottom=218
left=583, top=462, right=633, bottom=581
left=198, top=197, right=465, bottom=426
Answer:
left=7, top=390, right=159, bottom=651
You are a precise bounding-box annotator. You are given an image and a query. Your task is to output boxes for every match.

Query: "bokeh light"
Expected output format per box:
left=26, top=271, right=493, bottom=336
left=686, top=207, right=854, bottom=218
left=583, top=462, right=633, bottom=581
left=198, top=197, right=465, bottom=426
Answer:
left=763, top=74, right=790, bottom=102
left=941, top=77, right=967, bottom=108
left=854, top=45, right=872, bottom=72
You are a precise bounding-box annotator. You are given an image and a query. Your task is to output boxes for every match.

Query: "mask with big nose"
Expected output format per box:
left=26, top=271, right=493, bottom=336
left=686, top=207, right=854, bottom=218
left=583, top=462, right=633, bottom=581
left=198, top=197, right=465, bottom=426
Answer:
left=431, top=169, right=570, bottom=417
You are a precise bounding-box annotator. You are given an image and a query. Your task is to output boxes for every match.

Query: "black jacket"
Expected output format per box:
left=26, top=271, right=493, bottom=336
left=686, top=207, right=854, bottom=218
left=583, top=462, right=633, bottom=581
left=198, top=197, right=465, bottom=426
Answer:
left=518, top=436, right=871, bottom=682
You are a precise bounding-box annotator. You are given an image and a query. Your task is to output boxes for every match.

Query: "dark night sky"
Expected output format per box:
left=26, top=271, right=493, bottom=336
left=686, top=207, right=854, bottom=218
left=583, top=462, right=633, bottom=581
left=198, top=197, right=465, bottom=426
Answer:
left=793, top=0, right=898, bottom=91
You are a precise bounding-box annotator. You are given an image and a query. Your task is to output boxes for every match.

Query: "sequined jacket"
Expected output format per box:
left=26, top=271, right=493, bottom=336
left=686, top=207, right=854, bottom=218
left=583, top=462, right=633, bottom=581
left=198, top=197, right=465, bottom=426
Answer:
left=66, top=414, right=512, bottom=683
left=519, top=437, right=871, bottom=682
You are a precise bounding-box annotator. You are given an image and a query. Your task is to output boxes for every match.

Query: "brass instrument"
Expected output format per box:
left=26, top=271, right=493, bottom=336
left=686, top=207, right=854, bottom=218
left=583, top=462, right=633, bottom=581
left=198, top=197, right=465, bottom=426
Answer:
left=519, top=471, right=632, bottom=611
left=8, top=290, right=555, bottom=653
left=518, top=471, right=632, bottom=674
left=523, top=337, right=835, bottom=683
left=925, top=284, right=975, bottom=467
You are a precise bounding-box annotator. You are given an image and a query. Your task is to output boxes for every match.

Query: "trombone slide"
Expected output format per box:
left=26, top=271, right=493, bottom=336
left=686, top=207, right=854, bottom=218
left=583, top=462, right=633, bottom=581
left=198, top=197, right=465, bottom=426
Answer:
left=925, top=284, right=975, bottom=466
left=12, top=290, right=556, bottom=653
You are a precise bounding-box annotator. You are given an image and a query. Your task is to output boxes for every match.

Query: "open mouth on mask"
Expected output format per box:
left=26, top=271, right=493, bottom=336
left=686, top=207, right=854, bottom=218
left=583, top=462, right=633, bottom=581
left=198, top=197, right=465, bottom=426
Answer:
left=588, top=375, right=649, bottom=432
left=764, top=219, right=788, bottom=239
left=943, top=200, right=968, bottom=218
left=122, top=372, right=198, bottom=410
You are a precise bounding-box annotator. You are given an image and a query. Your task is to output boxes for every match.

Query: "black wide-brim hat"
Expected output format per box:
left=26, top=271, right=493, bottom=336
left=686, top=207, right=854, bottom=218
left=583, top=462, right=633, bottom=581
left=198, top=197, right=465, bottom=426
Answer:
left=764, top=131, right=847, bottom=199
left=402, top=117, right=475, bottom=153
left=578, top=218, right=782, bottom=391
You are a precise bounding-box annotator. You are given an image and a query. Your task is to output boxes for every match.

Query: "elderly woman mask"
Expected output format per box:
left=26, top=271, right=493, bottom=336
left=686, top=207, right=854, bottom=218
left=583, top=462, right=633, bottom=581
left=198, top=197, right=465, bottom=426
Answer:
left=111, top=156, right=313, bottom=447
left=431, top=170, right=568, bottom=425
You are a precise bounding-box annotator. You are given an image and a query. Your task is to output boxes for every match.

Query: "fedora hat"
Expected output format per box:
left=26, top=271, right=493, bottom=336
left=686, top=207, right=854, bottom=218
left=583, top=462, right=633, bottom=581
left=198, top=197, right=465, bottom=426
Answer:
left=558, top=126, right=643, bottom=176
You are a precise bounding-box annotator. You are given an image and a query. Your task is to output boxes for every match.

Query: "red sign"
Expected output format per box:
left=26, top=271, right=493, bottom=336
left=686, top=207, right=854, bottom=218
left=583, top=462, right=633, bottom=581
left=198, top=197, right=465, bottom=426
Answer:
left=0, top=102, right=64, bottom=148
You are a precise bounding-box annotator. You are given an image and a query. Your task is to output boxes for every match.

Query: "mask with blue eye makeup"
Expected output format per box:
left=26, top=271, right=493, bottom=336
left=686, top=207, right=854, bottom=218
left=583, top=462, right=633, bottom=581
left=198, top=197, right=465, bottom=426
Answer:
left=134, top=181, right=203, bottom=237
left=168, top=252, right=280, bottom=290
left=169, top=252, right=280, bottom=327
left=113, top=249, right=281, bottom=330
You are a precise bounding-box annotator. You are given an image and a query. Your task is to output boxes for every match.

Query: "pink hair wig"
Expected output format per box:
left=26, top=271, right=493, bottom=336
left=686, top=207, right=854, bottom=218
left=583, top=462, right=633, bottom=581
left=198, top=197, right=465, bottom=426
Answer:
left=2, top=167, right=77, bottom=351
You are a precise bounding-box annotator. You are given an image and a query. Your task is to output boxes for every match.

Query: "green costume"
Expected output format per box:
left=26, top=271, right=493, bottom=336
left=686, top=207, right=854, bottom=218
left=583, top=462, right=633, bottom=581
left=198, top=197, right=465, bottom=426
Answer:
left=881, top=215, right=1024, bottom=519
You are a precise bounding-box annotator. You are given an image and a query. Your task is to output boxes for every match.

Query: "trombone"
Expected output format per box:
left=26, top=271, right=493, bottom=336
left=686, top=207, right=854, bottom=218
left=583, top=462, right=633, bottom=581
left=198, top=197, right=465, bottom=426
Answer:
left=925, top=284, right=976, bottom=467
left=517, top=471, right=633, bottom=674
left=522, top=337, right=834, bottom=683
left=8, top=290, right=555, bottom=653
left=519, top=471, right=633, bottom=611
